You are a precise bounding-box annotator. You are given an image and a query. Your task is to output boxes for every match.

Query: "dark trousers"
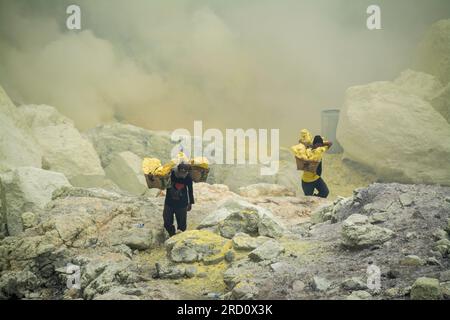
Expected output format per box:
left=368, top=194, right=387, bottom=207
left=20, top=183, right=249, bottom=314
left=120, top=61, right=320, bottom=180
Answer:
left=302, top=178, right=329, bottom=198
left=163, top=205, right=187, bottom=236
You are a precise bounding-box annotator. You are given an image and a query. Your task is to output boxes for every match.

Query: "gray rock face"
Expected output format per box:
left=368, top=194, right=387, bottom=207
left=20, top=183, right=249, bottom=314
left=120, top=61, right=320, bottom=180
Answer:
left=337, top=77, right=450, bottom=186
left=85, top=123, right=175, bottom=168
left=0, top=270, right=39, bottom=299
left=104, top=151, right=148, bottom=196
left=248, top=240, right=284, bottom=262
left=431, top=83, right=450, bottom=123
left=0, top=86, right=42, bottom=173
left=341, top=214, right=394, bottom=249
left=0, top=167, right=71, bottom=236
left=17, top=105, right=105, bottom=181
left=415, top=19, right=450, bottom=85
left=198, top=198, right=285, bottom=239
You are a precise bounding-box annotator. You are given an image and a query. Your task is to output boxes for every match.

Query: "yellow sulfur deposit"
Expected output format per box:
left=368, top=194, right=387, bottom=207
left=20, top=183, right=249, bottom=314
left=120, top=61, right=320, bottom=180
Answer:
left=190, top=157, right=209, bottom=169
left=299, top=129, right=313, bottom=146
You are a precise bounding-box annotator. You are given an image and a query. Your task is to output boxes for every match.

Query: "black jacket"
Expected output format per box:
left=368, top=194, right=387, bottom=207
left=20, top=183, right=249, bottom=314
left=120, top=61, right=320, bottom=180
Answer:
left=164, top=170, right=195, bottom=208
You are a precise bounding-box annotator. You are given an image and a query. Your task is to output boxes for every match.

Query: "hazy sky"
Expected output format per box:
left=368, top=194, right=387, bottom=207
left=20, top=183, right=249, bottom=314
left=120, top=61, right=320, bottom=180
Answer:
left=0, top=0, right=449, bottom=144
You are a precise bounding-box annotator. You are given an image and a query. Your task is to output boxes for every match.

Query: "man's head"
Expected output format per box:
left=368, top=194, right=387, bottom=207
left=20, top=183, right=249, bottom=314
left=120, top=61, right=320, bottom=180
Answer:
left=175, top=162, right=190, bottom=178
left=312, top=135, right=324, bottom=148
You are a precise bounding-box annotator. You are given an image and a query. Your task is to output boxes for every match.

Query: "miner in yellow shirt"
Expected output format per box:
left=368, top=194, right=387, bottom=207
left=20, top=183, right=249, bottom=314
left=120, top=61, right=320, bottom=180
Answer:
left=301, top=135, right=333, bottom=198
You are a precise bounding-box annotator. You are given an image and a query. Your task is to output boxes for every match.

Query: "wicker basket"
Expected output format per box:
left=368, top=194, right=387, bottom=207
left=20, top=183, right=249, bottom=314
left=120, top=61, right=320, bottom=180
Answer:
left=190, top=166, right=209, bottom=183
left=144, top=174, right=171, bottom=190
left=295, top=157, right=320, bottom=173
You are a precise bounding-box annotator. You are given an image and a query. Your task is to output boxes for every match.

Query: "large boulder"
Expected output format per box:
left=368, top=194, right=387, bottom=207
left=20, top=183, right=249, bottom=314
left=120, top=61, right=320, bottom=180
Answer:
left=248, top=239, right=285, bottom=262
left=415, top=19, right=450, bottom=86
left=393, top=69, right=443, bottom=101
left=0, top=85, right=42, bottom=173
left=197, top=198, right=285, bottom=239
left=104, top=151, right=147, bottom=196
left=0, top=167, right=71, bottom=236
left=341, top=214, right=394, bottom=249
left=431, top=83, right=450, bottom=123
left=17, top=105, right=105, bottom=183
left=85, top=123, right=176, bottom=168
left=410, top=277, right=442, bottom=300
left=337, top=80, right=450, bottom=186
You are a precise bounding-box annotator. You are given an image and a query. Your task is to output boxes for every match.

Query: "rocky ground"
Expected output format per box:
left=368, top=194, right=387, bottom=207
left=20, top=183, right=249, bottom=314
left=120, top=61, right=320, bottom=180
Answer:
left=0, top=181, right=449, bottom=300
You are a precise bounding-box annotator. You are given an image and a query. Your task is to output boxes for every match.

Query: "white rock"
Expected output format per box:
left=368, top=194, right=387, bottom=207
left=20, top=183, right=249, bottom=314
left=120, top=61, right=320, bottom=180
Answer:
left=337, top=80, right=450, bottom=186
left=0, top=167, right=71, bottom=235
left=17, top=105, right=105, bottom=181
left=104, top=151, right=148, bottom=196
left=394, top=69, right=443, bottom=101
left=0, top=86, right=42, bottom=172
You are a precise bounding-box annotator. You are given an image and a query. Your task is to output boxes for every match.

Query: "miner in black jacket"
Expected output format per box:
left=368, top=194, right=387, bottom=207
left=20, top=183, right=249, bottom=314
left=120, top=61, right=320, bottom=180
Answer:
left=163, top=162, right=195, bottom=237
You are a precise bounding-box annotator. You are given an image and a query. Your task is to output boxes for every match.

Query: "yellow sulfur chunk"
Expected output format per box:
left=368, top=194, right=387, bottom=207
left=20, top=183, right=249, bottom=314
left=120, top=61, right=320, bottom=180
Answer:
left=190, top=157, right=209, bottom=169
left=153, top=162, right=175, bottom=176
left=299, top=129, right=313, bottom=146
left=142, top=158, right=162, bottom=174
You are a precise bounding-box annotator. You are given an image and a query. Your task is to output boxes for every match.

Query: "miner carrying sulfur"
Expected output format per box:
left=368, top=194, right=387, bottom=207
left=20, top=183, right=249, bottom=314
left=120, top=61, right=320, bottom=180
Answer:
left=163, top=162, right=195, bottom=237
left=294, top=129, right=333, bottom=198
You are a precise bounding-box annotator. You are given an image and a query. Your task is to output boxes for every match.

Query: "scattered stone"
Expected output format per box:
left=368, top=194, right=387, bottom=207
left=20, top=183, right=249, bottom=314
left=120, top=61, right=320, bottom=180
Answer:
left=185, top=266, right=197, bottom=278
left=434, top=239, right=450, bottom=256
left=441, top=282, right=450, bottom=300
left=155, top=262, right=186, bottom=280
left=410, top=277, right=442, bottom=300
left=385, top=287, right=407, bottom=299
left=369, top=212, right=388, bottom=224
left=248, top=240, right=284, bottom=262
left=341, top=277, right=367, bottom=291
left=224, top=251, right=235, bottom=263
left=425, top=257, right=442, bottom=266
left=232, top=281, right=259, bottom=300
left=21, top=212, right=37, bottom=229
left=311, top=276, right=331, bottom=292
left=257, top=215, right=285, bottom=238
left=292, top=280, right=306, bottom=292
left=1, top=167, right=71, bottom=236
left=232, top=233, right=270, bottom=251
left=440, top=270, right=450, bottom=282
left=238, top=183, right=295, bottom=198
left=399, top=193, right=414, bottom=207
left=400, top=255, right=425, bottom=267
left=347, top=290, right=372, bottom=300
left=432, top=229, right=448, bottom=241
left=341, top=214, right=394, bottom=249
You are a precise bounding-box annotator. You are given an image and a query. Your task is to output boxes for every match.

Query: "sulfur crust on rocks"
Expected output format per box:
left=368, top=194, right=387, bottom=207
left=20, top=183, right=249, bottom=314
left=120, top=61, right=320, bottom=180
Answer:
left=166, top=230, right=233, bottom=264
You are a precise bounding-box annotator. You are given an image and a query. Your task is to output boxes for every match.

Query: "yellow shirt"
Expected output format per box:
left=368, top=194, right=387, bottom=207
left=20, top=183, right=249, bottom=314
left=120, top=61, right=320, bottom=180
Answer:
left=301, top=145, right=329, bottom=183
